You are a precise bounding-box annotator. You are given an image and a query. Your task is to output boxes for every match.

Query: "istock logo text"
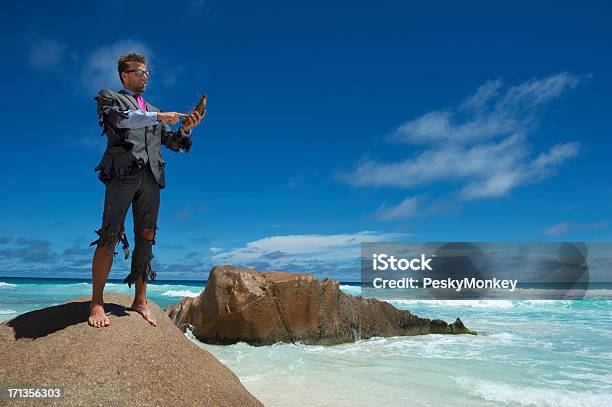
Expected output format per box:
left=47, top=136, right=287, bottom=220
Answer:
left=372, top=253, right=433, bottom=271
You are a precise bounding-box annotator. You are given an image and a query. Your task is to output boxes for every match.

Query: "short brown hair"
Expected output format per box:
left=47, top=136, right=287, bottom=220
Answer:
left=117, top=53, right=147, bottom=84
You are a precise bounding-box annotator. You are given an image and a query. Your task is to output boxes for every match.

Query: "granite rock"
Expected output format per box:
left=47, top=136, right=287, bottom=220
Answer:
left=165, top=265, right=476, bottom=346
left=0, top=293, right=263, bottom=407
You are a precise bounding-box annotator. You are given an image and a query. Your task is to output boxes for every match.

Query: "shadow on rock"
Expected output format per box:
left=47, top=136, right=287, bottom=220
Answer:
left=6, top=301, right=130, bottom=340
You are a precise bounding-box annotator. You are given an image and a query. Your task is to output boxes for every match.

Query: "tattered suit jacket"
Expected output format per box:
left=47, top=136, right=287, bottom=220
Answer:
left=94, top=89, right=192, bottom=189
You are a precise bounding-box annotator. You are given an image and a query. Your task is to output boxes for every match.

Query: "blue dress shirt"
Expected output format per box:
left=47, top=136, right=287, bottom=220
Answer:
left=116, top=88, right=192, bottom=137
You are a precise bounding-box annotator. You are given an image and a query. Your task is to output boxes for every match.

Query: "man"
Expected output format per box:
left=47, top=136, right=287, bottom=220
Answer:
left=88, top=53, right=204, bottom=328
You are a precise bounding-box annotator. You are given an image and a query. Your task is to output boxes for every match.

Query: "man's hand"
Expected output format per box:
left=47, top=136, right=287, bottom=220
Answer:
left=157, top=112, right=186, bottom=125
left=181, top=110, right=205, bottom=132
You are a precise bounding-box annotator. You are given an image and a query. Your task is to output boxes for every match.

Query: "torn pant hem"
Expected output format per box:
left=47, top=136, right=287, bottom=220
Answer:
left=89, top=225, right=130, bottom=259
left=123, top=262, right=157, bottom=288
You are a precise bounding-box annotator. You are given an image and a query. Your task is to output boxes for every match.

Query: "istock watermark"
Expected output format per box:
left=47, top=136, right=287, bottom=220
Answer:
left=371, top=253, right=434, bottom=271
left=360, top=242, right=612, bottom=300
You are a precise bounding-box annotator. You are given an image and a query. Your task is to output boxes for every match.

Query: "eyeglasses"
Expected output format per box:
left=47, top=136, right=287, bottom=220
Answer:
left=124, top=69, right=150, bottom=78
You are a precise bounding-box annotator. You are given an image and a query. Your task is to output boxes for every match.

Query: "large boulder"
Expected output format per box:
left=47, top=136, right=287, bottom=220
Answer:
left=0, top=293, right=262, bottom=407
left=165, top=265, right=476, bottom=346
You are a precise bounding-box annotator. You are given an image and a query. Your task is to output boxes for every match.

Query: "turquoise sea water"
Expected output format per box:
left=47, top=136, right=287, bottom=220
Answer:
left=1, top=277, right=611, bottom=406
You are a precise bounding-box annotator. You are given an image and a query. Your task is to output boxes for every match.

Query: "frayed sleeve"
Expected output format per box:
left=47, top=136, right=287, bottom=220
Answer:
left=94, top=90, right=130, bottom=129
left=161, top=121, right=193, bottom=153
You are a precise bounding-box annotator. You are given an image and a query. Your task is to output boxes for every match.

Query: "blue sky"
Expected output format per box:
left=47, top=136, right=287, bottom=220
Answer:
left=0, top=0, right=610, bottom=281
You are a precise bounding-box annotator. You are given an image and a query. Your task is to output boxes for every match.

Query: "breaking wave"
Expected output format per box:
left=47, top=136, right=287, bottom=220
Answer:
left=161, top=290, right=200, bottom=298
left=455, top=377, right=612, bottom=407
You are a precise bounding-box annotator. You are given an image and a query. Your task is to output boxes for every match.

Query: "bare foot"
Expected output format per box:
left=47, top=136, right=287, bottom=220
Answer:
left=130, top=301, right=157, bottom=326
left=88, top=303, right=110, bottom=328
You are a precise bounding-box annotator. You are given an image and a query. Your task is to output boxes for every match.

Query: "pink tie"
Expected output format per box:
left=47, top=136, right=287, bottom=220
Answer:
left=134, top=93, right=147, bottom=111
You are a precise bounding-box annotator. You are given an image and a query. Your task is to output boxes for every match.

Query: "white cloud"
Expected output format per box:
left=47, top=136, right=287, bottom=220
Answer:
left=80, top=39, right=153, bottom=93
left=461, top=79, right=503, bottom=111
left=499, top=73, right=580, bottom=109
left=212, top=231, right=408, bottom=267
left=28, top=39, right=67, bottom=71
left=457, top=138, right=580, bottom=200
left=340, top=73, right=584, bottom=209
left=542, top=222, right=572, bottom=236
left=27, top=38, right=186, bottom=96
left=375, top=197, right=420, bottom=220
left=387, top=73, right=582, bottom=146
left=542, top=221, right=608, bottom=236
left=342, top=133, right=579, bottom=199
left=388, top=109, right=518, bottom=145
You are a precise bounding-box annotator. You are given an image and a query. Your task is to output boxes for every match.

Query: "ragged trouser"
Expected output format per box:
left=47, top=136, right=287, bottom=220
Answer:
left=89, top=161, right=160, bottom=288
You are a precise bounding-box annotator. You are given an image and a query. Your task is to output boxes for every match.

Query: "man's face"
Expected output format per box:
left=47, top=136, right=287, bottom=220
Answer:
left=121, top=61, right=149, bottom=93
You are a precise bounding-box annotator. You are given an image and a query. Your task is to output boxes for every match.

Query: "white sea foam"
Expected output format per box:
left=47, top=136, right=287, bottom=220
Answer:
left=295, top=334, right=484, bottom=361
left=455, top=377, right=612, bottom=406
left=385, top=298, right=604, bottom=311
left=162, top=290, right=200, bottom=297
left=0, top=309, right=17, bottom=314
left=561, top=372, right=612, bottom=384
left=0, top=282, right=17, bottom=288
left=59, top=282, right=202, bottom=291
left=339, top=285, right=361, bottom=295
left=388, top=299, right=516, bottom=309
left=184, top=325, right=197, bottom=342
left=481, top=331, right=521, bottom=344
